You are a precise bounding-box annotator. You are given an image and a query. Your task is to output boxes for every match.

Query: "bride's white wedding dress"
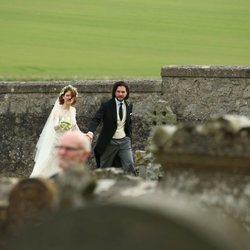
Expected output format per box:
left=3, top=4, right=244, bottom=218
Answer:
left=30, top=101, right=79, bottom=178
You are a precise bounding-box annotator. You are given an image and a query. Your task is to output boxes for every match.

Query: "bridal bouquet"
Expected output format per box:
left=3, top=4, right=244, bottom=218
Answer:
left=59, top=117, right=73, bottom=132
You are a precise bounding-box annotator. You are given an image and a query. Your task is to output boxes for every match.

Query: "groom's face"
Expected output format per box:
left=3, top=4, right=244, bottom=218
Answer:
left=115, top=86, right=127, bottom=102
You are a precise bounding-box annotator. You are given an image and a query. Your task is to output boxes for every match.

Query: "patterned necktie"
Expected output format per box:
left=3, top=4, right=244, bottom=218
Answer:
left=119, top=103, right=123, bottom=120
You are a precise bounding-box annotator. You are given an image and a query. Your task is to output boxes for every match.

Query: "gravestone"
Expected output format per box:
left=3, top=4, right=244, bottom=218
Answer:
left=151, top=115, right=250, bottom=230
left=3, top=195, right=249, bottom=250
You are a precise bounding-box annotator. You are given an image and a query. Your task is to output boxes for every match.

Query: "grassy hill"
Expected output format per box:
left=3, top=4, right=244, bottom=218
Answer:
left=0, top=0, right=249, bottom=79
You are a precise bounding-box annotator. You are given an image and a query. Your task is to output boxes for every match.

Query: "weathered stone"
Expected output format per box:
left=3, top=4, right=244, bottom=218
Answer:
left=135, top=149, right=162, bottom=181
left=3, top=178, right=56, bottom=235
left=0, top=178, right=19, bottom=208
left=3, top=195, right=250, bottom=250
left=53, top=167, right=96, bottom=209
left=134, top=98, right=176, bottom=127
left=161, top=65, right=250, bottom=78
left=0, top=178, right=19, bottom=235
left=242, top=85, right=250, bottom=98
left=159, top=169, right=250, bottom=231
left=0, top=80, right=162, bottom=94
left=150, top=115, right=250, bottom=230
left=152, top=115, right=250, bottom=172
left=135, top=150, right=147, bottom=178
left=89, top=168, right=157, bottom=199
left=91, top=167, right=132, bottom=180
left=161, top=66, right=250, bottom=122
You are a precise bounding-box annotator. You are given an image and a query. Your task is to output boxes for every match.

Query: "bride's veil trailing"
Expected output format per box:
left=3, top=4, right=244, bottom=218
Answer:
left=31, top=98, right=60, bottom=177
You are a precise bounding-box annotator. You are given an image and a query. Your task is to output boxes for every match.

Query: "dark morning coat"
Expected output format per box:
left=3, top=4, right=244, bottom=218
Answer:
left=88, top=98, right=133, bottom=167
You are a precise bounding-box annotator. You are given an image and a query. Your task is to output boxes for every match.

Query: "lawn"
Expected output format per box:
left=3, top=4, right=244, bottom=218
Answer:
left=0, top=0, right=249, bottom=79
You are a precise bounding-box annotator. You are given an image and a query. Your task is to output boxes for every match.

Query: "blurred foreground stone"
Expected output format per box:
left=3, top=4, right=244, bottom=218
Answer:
left=0, top=167, right=157, bottom=238
left=0, top=178, right=19, bottom=232
left=3, top=114, right=250, bottom=250
left=91, top=168, right=157, bottom=199
left=3, top=195, right=250, bottom=250
left=135, top=149, right=162, bottom=180
left=151, top=115, right=250, bottom=230
left=2, top=178, right=56, bottom=235
left=152, top=115, right=250, bottom=172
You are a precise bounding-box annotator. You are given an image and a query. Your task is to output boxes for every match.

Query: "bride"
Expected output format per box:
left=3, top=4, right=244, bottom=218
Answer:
left=30, top=85, right=80, bottom=178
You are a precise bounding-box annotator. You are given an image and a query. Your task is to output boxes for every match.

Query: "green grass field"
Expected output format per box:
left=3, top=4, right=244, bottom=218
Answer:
left=0, top=0, right=249, bottom=79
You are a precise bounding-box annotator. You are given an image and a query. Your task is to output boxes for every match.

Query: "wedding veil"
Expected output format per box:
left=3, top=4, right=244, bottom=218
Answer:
left=31, top=98, right=60, bottom=177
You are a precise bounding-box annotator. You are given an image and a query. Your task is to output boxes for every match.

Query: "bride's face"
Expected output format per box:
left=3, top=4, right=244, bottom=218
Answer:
left=63, top=90, right=75, bottom=105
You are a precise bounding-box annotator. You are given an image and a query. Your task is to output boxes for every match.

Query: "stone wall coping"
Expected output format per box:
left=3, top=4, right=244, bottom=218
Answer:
left=0, top=80, right=162, bottom=94
left=161, top=65, right=250, bottom=78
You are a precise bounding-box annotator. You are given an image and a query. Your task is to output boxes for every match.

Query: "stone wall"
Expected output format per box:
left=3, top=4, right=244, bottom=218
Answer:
left=162, top=65, right=250, bottom=122
left=0, top=80, right=171, bottom=177
left=1, top=65, right=250, bottom=177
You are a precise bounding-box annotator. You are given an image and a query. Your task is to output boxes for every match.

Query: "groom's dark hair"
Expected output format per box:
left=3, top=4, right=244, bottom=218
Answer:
left=112, top=81, right=130, bottom=100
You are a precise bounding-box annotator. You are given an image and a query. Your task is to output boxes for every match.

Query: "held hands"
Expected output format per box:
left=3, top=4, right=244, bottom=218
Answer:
left=86, top=132, right=93, bottom=143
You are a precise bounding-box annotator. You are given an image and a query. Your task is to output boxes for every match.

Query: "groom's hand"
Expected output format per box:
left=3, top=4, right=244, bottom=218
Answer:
left=86, top=132, right=93, bottom=143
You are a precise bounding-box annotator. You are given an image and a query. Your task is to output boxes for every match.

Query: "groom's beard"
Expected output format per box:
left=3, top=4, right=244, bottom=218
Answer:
left=116, top=96, right=126, bottom=101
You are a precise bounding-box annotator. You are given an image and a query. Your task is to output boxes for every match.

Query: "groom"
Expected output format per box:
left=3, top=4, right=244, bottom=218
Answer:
left=87, top=81, right=136, bottom=175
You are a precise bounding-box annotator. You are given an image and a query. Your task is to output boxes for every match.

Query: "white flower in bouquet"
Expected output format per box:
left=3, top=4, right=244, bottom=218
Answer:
left=59, top=117, right=73, bottom=132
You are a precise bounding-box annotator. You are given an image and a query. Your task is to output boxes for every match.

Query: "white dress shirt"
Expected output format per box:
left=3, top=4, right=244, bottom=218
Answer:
left=112, top=99, right=126, bottom=139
